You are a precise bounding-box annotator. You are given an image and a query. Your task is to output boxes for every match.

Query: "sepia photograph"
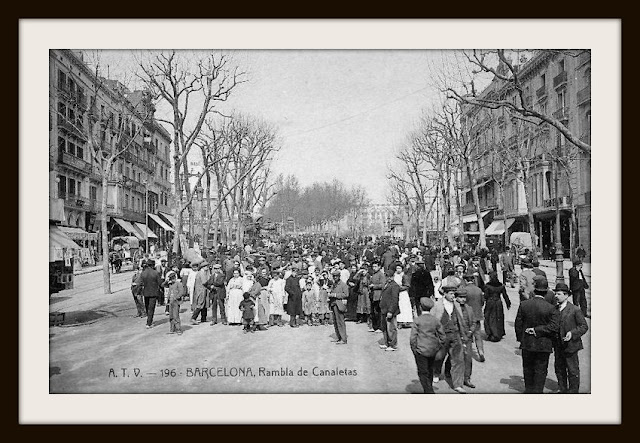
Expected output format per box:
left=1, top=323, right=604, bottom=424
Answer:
left=21, top=19, right=620, bottom=423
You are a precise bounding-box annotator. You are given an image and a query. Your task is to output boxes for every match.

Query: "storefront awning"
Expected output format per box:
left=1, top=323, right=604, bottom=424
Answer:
left=457, top=210, right=491, bottom=224
left=58, top=226, right=97, bottom=241
left=112, top=217, right=137, bottom=235
left=485, top=218, right=516, bottom=236
left=148, top=213, right=174, bottom=232
left=134, top=222, right=158, bottom=239
left=158, top=211, right=175, bottom=228
left=50, top=225, right=80, bottom=250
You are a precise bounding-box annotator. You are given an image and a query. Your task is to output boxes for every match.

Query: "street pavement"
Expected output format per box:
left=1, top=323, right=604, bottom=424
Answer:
left=49, top=264, right=590, bottom=394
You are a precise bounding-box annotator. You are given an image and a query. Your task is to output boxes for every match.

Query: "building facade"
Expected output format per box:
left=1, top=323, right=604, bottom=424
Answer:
left=461, top=50, right=591, bottom=259
left=49, top=50, right=174, bottom=259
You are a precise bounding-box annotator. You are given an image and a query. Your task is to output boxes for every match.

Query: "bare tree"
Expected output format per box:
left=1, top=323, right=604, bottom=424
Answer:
left=437, top=49, right=590, bottom=155
left=137, top=50, right=245, bottom=258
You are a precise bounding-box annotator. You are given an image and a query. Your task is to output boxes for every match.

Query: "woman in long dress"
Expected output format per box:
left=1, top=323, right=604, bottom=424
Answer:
left=394, top=263, right=414, bottom=327
left=267, top=271, right=286, bottom=326
left=483, top=271, right=512, bottom=342
left=226, top=268, right=244, bottom=325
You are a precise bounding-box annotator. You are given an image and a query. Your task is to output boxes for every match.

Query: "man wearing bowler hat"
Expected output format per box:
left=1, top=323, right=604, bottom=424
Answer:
left=139, top=259, right=162, bottom=329
left=514, top=281, right=560, bottom=393
left=569, top=260, right=590, bottom=318
left=552, top=282, right=588, bottom=393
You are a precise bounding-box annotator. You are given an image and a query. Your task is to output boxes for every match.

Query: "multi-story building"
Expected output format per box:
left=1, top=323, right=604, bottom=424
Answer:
left=461, top=50, right=591, bottom=258
left=49, top=49, right=174, bottom=257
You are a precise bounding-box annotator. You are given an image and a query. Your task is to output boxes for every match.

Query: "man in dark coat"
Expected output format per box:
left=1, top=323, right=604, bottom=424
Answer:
left=552, top=282, right=589, bottom=393
left=514, top=289, right=560, bottom=393
left=329, top=270, right=350, bottom=344
left=460, top=273, right=485, bottom=362
left=368, top=261, right=386, bottom=333
left=380, top=246, right=395, bottom=274
left=410, top=297, right=445, bottom=394
left=411, top=259, right=434, bottom=316
left=285, top=267, right=303, bottom=327
left=379, top=270, right=401, bottom=351
left=454, top=289, right=476, bottom=389
left=533, top=276, right=556, bottom=305
left=138, top=259, right=163, bottom=329
left=206, top=263, right=227, bottom=325
left=569, top=260, right=589, bottom=318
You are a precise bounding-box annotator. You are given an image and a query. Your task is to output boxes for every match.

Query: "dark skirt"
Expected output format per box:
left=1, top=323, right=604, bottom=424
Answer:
left=286, top=293, right=303, bottom=316
left=484, top=297, right=506, bottom=339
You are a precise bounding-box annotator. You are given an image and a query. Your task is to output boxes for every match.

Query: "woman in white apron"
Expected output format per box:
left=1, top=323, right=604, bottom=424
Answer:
left=225, top=268, right=244, bottom=325
left=393, top=263, right=414, bottom=328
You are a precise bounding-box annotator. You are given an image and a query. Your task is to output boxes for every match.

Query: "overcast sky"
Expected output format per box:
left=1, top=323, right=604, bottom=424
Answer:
left=90, top=50, right=452, bottom=204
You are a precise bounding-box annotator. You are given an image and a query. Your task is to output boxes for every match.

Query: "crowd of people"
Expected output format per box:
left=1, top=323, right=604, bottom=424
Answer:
left=129, top=234, right=590, bottom=394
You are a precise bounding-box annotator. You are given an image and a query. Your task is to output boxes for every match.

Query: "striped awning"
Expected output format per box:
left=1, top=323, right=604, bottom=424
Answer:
left=134, top=222, right=158, bottom=239
left=148, top=213, right=174, bottom=232
left=112, top=217, right=136, bottom=235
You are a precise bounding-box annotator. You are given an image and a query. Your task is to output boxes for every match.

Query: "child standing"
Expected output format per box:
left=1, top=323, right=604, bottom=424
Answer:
left=317, top=275, right=331, bottom=325
left=302, top=281, right=318, bottom=326
left=239, top=292, right=256, bottom=333
left=164, top=271, right=185, bottom=335
left=410, top=297, right=445, bottom=393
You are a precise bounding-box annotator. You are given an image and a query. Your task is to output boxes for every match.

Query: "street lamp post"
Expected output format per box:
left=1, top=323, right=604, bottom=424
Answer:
left=143, top=179, right=149, bottom=255
left=554, top=145, right=565, bottom=285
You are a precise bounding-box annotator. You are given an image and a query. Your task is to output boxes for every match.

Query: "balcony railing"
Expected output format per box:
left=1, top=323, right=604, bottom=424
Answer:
left=577, top=86, right=591, bottom=106
left=543, top=195, right=572, bottom=208
left=57, top=114, right=87, bottom=140
left=121, top=208, right=146, bottom=224
left=60, top=193, right=89, bottom=209
left=462, top=203, right=475, bottom=215
left=536, top=86, right=547, bottom=100
left=552, top=107, right=570, bottom=121
left=553, top=71, right=568, bottom=89
left=58, top=151, right=91, bottom=173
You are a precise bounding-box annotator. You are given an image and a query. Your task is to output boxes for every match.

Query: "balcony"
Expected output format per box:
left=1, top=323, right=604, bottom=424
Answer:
left=58, top=151, right=91, bottom=173
left=536, top=86, right=547, bottom=100
left=553, top=71, right=568, bottom=89
left=57, top=114, right=87, bottom=140
left=462, top=203, right=475, bottom=215
left=543, top=195, right=572, bottom=209
left=577, top=86, right=591, bottom=106
left=553, top=107, right=570, bottom=122
left=60, top=193, right=89, bottom=210
left=121, top=208, right=146, bottom=224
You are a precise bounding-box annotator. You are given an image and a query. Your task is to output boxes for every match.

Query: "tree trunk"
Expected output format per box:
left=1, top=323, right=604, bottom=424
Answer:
left=172, top=157, right=183, bottom=259
left=100, top=166, right=112, bottom=294
left=454, top=169, right=464, bottom=247
left=465, top=161, right=487, bottom=250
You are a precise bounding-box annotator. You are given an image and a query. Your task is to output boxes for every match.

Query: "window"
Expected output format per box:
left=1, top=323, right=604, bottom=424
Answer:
left=68, top=178, right=76, bottom=196
left=119, top=162, right=123, bottom=174
left=137, top=172, right=141, bottom=183
left=125, top=194, right=129, bottom=208
left=58, top=70, right=67, bottom=90
left=540, top=74, right=546, bottom=88
left=77, top=181, right=82, bottom=198
left=138, top=197, right=141, bottom=212
left=125, top=167, right=130, bottom=179
left=557, top=90, right=566, bottom=110
left=558, top=59, right=565, bottom=73
left=58, top=136, right=66, bottom=153
left=58, top=175, right=66, bottom=197
left=67, top=140, right=76, bottom=157
left=76, top=144, right=84, bottom=160
left=58, top=102, right=67, bottom=119
left=90, top=186, right=97, bottom=201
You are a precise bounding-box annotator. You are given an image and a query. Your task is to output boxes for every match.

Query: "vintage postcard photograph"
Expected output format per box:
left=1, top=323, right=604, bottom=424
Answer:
left=20, top=19, right=620, bottom=424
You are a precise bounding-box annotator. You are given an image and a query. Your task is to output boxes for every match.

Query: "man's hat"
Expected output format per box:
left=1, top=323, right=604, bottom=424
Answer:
left=198, top=261, right=209, bottom=270
left=161, top=258, right=167, bottom=262
left=212, top=263, right=222, bottom=269
left=573, top=259, right=583, bottom=266
left=420, top=297, right=434, bottom=311
left=454, top=263, right=466, bottom=270
left=463, top=272, right=475, bottom=280
left=554, top=283, right=571, bottom=293
left=147, top=259, right=156, bottom=267
left=533, top=275, right=549, bottom=291
left=416, top=259, right=425, bottom=264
